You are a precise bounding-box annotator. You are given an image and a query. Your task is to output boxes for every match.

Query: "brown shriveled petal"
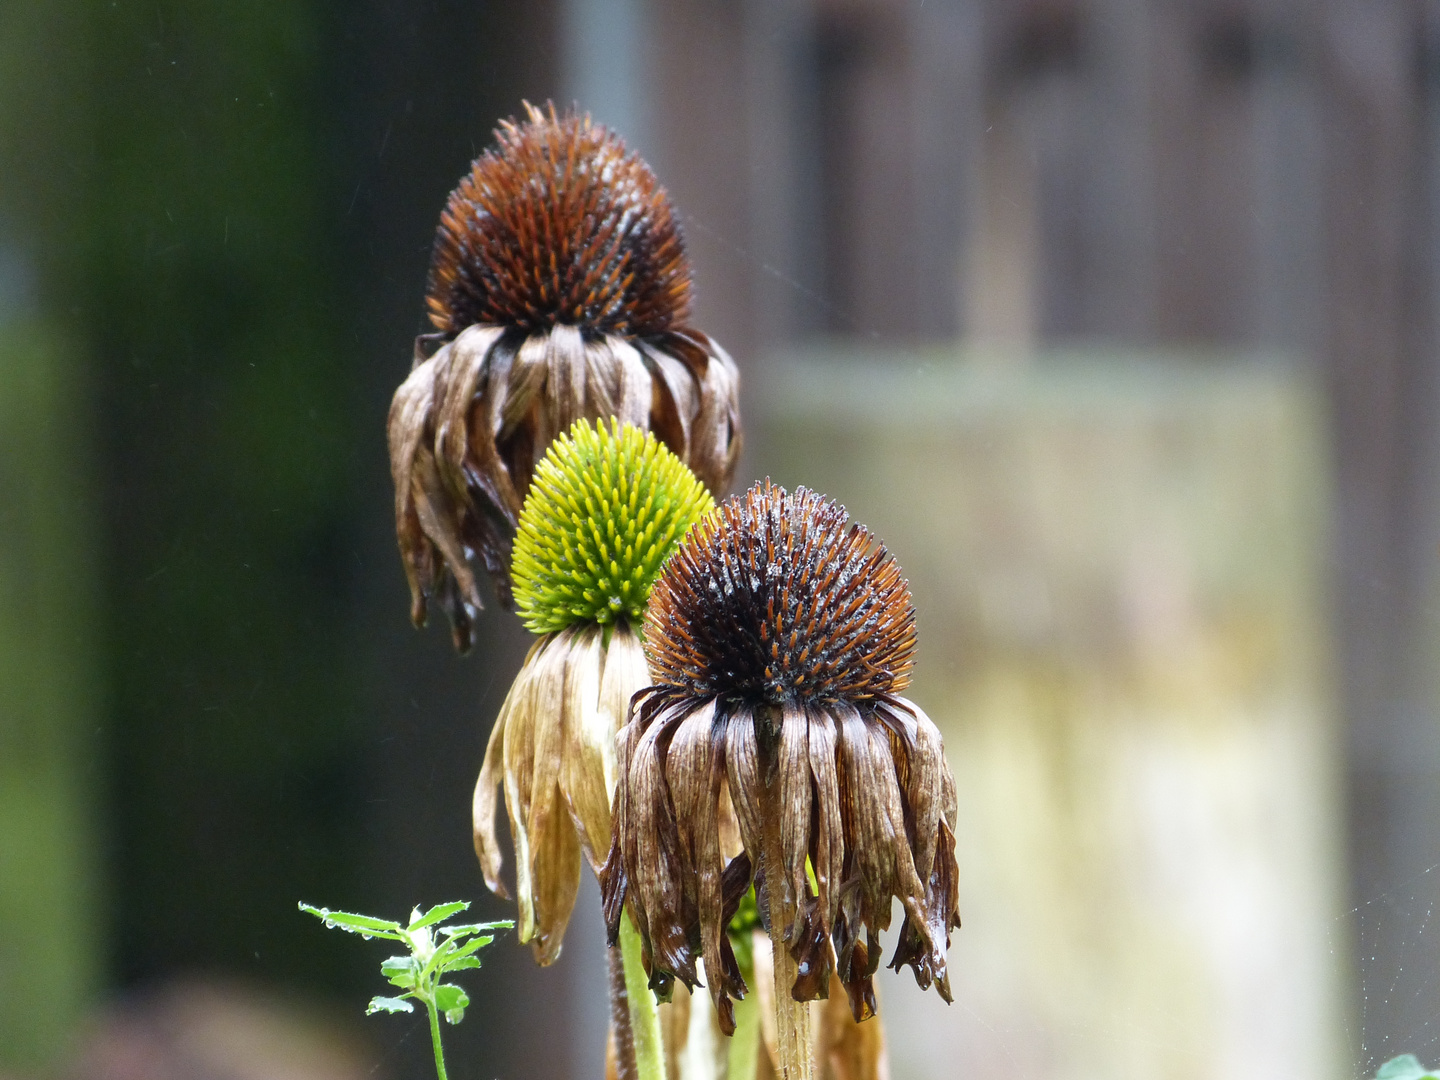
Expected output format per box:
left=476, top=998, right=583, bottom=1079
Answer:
left=638, top=332, right=742, bottom=496
left=663, top=701, right=719, bottom=969
left=390, top=323, right=740, bottom=643
left=388, top=342, right=484, bottom=637
left=472, top=638, right=548, bottom=900
left=601, top=688, right=679, bottom=942
left=807, top=706, right=845, bottom=937
left=630, top=702, right=697, bottom=986
left=557, top=624, right=609, bottom=870
left=833, top=702, right=902, bottom=935
left=499, top=631, right=578, bottom=963
left=886, top=817, right=962, bottom=1002
left=874, top=696, right=944, bottom=902
left=723, top=707, right=765, bottom=876
left=777, top=702, right=813, bottom=946
left=705, top=850, right=755, bottom=1036
left=789, top=894, right=835, bottom=1003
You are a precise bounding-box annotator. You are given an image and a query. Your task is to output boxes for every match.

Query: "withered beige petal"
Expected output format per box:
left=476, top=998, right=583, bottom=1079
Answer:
left=777, top=702, right=813, bottom=943
left=472, top=637, right=547, bottom=900
left=884, top=697, right=944, bottom=896
left=436, top=325, right=507, bottom=504
left=632, top=706, right=695, bottom=983
left=833, top=702, right=901, bottom=933
left=500, top=641, right=543, bottom=944
left=807, top=706, right=844, bottom=935
left=607, top=336, right=654, bottom=432
left=528, top=775, right=583, bottom=965
left=723, top=707, right=764, bottom=869
left=684, top=333, right=742, bottom=494
left=543, top=324, right=588, bottom=445
left=558, top=624, right=610, bottom=869
left=521, top=628, right=574, bottom=964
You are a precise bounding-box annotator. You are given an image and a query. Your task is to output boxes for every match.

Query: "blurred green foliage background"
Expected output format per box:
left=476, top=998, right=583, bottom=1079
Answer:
left=0, top=2, right=568, bottom=1074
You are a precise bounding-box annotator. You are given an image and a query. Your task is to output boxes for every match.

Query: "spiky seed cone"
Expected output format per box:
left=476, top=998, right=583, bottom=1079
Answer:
left=388, top=103, right=742, bottom=651
left=427, top=103, right=689, bottom=338
left=511, top=419, right=715, bottom=634
left=645, top=481, right=916, bottom=704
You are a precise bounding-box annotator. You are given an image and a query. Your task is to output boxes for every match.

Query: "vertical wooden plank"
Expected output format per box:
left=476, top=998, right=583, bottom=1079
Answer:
left=910, top=0, right=986, bottom=338
left=753, top=347, right=1345, bottom=1080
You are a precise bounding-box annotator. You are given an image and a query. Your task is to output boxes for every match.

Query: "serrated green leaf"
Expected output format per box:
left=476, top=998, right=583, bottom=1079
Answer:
left=435, top=984, right=469, bottom=1011
left=366, top=996, right=414, bottom=1015
left=435, top=984, right=469, bottom=1025
left=381, top=956, right=418, bottom=988
left=438, top=920, right=514, bottom=938
left=1377, top=1055, right=1431, bottom=1080
left=299, top=904, right=404, bottom=938
left=446, top=956, right=482, bottom=972
left=409, top=901, right=471, bottom=931
left=445, top=935, right=495, bottom=962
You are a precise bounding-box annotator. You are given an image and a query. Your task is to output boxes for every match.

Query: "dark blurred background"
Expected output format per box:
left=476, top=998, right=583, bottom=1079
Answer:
left=4, top=1, right=1440, bottom=1078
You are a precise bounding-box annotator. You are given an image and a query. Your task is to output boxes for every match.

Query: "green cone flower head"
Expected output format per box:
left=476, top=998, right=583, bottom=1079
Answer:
left=512, top=418, right=715, bottom=634
left=473, top=417, right=716, bottom=966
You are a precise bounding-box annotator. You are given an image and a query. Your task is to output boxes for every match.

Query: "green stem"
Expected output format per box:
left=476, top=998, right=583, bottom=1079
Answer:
left=619, top=912, right=667, bottom=1080
left=727, top=942, right=761, bottom=1080
left=426, top=999, right=449, bottom=1080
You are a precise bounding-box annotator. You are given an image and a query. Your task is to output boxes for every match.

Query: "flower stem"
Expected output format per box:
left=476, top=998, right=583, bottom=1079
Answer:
left=619, top=911, right=667, bottom=1080
left=608, top=937, right=639, bottom=1080
left=426, top=999, right=449, bottom=1080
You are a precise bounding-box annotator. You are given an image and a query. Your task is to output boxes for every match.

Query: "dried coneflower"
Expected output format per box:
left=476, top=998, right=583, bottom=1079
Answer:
left=388, top=102, right=742, bottom=651
left=472, top=417, right=714, bottom=967
left=601, top=481, right=960, bottom=1079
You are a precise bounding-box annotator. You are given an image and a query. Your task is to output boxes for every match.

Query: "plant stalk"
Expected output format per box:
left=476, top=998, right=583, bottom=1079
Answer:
left=609, top=934, right=639, bottom=1080
left=426, top=1000, right=449, bottom=1080
left=619, top=911, right=667, bottom=1080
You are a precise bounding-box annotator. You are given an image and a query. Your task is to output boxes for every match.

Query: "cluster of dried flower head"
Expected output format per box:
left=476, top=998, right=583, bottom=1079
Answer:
left=603, top=482, right=961, bottom=1031
left=385, top=103, right=960, bottom=1080
left=388, top=102, right=741, bottom=651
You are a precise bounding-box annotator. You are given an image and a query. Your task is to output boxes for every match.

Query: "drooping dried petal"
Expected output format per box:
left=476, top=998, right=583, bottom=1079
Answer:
left=475, top=624, right=653, bottom=965
left=558, top=624, right=609, bottom=868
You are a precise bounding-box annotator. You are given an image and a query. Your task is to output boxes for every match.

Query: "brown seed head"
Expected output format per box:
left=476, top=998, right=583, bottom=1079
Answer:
left=425, top=102, right=691, bottom=338
left=645, top=480, right=916, bottom=703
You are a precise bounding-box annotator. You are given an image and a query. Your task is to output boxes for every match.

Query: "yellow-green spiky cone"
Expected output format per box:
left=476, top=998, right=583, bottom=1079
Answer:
left=511, top=419, right=715, bottom=635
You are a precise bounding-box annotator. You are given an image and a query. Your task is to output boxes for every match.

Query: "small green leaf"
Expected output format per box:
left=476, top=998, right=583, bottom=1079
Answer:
left=410, top=901, right=471, bottom=931
left=1377, top=1055, right=1431, bottom=1080
left=444, top=935, right=495, bottom=964
left=299, top=904, right=404, bottom=939
left=439, top=920, right=514, bottom=938
left=445, top=956, right=482, bottom=972
left=366, top=996, right=414, bottom=1015
left=380, top=956, right=417, bottom=988
left=435, top=984, right=469, bottom=1025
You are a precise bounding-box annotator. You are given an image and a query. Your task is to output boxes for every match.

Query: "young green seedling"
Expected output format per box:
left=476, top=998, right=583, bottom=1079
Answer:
left=300, top=900, right=512, bottom=1080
